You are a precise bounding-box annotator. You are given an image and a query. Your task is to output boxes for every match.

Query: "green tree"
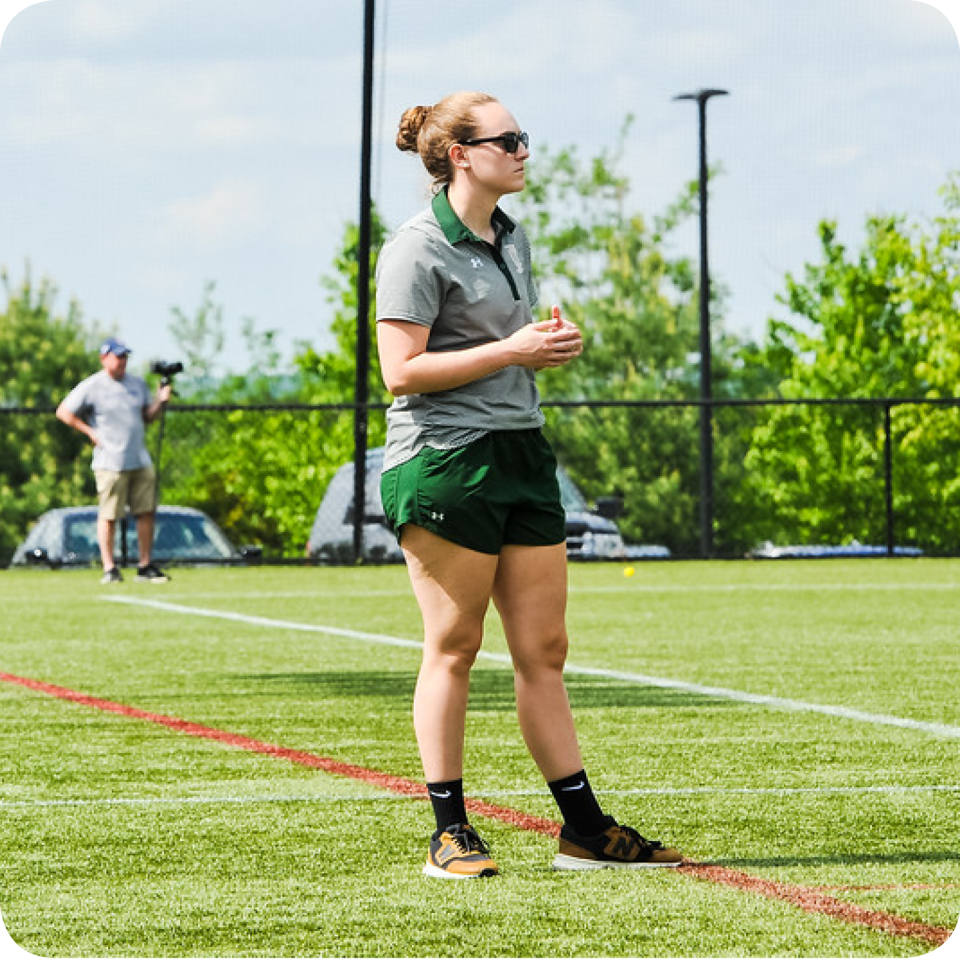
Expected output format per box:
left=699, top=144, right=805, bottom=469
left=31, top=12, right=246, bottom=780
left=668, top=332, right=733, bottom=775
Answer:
left=160, top=210, right=391, bottom=557
left=294, top=206, right=391, bottom=408
left=167, top=279, right=227, bottom=384
left=168, top=280, right=288, bottom=401
left=512, top=128, right=751, bottom=554
left=745, top=173, right=960, bottom=552
left=0, top=267, right=107, bottom=563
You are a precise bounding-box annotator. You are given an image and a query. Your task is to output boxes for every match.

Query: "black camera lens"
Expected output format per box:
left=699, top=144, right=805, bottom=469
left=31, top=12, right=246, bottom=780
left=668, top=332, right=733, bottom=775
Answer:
left=151, top=361, right=184, bottom=377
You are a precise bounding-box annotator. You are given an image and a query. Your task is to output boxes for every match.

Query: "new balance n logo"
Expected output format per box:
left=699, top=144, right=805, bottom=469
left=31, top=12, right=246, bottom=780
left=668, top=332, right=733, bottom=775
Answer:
left=605, top=833, right=638, bottom=861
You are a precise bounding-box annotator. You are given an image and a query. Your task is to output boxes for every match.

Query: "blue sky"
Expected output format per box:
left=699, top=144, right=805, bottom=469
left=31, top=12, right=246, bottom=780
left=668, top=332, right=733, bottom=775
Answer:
left=0, top=0, right=958, bottom=374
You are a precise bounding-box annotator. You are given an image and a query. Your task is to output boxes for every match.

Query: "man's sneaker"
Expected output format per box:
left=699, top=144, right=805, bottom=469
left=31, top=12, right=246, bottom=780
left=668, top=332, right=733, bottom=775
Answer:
left=136, top=563, right=169, bottom=583
left=424, top=823, right=499, bottom=879
left=100, top=567, right=123, bottom=585
left=553, top=816, right=682, bottom=870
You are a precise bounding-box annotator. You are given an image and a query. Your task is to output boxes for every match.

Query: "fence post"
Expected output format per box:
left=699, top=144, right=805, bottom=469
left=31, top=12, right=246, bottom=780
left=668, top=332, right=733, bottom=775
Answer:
left=883, top=402, right=894, bottom=557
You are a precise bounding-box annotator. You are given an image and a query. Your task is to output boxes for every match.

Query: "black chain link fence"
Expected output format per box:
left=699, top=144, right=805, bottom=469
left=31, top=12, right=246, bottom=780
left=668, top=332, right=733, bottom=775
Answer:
left=3, top=397, right=958, bottom=567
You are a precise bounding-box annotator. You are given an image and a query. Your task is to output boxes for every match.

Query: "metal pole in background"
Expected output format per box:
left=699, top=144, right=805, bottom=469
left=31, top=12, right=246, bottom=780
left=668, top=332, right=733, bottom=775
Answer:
left=883, top=402, right=895, bottom=557
left=674, top=88, right=728, bottom=559
left=353, top=0, right=375, bottom=563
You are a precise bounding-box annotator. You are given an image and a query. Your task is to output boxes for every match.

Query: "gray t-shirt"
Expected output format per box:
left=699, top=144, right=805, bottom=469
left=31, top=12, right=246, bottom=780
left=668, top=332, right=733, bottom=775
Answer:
left=376, top=188, right=543, bottom=471
left=61, top=370, right=153, bottom=472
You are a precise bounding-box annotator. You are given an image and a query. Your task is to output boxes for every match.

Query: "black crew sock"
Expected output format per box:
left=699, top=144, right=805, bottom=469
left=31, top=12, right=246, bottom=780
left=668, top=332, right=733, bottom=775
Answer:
left=548, top=769, right=609, bottom=836
left=426, top=778, right=468, bottom=834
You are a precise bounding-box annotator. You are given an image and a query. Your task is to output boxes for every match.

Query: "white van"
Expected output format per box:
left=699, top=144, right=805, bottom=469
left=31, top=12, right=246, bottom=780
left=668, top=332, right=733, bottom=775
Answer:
left=306, top=446, right=626, bottom=564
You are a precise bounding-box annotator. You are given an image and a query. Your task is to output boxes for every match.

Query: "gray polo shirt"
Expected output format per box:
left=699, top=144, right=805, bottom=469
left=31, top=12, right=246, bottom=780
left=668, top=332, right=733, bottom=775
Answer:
left=376, top=188, right=543, bottom=471
left=61, top=370, right=153, bottom=472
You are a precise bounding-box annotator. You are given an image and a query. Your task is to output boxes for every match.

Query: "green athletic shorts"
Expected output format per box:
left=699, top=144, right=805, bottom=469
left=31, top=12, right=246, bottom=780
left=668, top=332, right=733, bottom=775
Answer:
left=380, top=430, right=566, bottom=555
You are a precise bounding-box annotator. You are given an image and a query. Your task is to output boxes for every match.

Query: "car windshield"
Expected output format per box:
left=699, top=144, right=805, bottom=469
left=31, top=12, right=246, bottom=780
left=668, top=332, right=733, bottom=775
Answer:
left=153, top=514, right=235, bottom=559
left=61, top=512, right=236, bottom=562
left=63, top=516, right=99, bottom=560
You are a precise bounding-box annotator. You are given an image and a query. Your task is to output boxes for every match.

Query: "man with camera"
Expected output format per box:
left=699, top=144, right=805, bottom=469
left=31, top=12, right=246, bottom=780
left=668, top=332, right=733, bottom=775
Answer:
left=56, top=338, right=174, bottom=584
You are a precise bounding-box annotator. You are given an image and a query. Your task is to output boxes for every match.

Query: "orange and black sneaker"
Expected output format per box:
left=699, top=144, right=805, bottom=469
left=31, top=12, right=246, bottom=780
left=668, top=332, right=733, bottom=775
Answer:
left=553, top=816, right=682, bottom=870
left=424, top=823, right=499, bottom=879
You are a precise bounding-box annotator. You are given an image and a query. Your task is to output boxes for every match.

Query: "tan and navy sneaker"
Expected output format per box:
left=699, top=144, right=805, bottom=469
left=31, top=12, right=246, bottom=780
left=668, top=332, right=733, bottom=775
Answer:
left=553, top=816, right=682, bottom=870
left=424, top=823, right=499, bottom=879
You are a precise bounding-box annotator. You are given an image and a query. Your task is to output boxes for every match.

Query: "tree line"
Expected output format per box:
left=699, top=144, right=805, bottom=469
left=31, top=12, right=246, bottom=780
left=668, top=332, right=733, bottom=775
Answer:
left=1, top=134, right=958, bottom=563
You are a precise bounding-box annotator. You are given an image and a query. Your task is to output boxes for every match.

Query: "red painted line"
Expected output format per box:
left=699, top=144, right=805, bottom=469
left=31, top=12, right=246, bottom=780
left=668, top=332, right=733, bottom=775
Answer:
left=678, top=863, right=954, bottom=948
left=0, top=672, right=559, bottom=837
left=2, top=671, right=953, bottom=948
left=0, top=671, right=426, bottom=798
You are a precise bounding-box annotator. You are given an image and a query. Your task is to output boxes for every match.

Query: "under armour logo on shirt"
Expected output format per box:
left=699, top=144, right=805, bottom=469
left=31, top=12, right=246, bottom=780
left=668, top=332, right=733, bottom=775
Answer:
left=470, top=256, right=483, bottom=269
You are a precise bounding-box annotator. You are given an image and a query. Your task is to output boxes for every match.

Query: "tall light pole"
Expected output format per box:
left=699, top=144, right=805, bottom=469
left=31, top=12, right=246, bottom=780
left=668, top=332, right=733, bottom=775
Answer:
left=353, top=0, right=376, bottom=563
left=674, top=88, right=727, bottom=559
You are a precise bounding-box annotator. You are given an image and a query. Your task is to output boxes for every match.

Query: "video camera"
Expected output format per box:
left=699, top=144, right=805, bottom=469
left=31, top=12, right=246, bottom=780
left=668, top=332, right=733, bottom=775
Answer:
left=150, top=360, right=184, bottom=386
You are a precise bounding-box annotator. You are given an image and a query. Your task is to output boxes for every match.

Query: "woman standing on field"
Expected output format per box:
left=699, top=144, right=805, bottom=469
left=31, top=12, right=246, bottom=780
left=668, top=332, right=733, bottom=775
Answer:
left=376, top=91, right=681, bottom=878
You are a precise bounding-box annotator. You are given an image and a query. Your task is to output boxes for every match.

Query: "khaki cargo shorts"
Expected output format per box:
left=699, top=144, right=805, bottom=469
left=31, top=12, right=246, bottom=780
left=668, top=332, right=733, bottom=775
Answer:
left=95, top=467, right=156, bottom=520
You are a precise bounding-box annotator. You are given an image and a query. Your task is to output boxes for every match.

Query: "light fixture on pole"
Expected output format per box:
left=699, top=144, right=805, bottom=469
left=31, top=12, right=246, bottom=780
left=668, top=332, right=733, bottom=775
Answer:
left=674, top=88, right=728, bottom=558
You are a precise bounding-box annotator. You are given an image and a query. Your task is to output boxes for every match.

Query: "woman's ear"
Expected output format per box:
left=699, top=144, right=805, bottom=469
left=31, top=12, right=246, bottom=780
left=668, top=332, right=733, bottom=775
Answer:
left=449, top=143, right=470, bottom=169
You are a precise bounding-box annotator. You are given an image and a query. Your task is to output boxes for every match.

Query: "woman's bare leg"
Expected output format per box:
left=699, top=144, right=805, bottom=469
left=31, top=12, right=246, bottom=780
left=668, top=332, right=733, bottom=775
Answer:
left=492, top=542, right=584, bottom=781
left=401, top=525, right=499, bottom=781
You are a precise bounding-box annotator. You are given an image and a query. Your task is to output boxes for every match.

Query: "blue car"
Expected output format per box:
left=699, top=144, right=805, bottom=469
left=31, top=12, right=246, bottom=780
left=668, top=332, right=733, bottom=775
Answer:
left=10, top=505, right=258, bottom=568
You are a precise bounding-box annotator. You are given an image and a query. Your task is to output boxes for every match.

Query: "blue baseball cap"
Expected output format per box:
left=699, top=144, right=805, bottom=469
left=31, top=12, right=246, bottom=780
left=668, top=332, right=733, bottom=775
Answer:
left=100, top=337, right=132, bottom=357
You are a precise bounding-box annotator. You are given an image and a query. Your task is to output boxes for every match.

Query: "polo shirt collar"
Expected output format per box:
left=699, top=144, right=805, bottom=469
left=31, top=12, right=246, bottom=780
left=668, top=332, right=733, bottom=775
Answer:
left=432, top=187, right=516, bottom=245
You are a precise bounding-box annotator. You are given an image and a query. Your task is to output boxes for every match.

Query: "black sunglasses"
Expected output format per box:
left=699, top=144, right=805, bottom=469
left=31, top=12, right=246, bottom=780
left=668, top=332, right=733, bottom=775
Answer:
left=460, top=131, right=530, bottom=154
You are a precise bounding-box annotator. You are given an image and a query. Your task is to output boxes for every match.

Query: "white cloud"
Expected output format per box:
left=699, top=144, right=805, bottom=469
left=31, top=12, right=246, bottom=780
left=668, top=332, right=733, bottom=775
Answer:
left=68, top=0, right=156, bottom=42
left=161, top=176, right=267, bottom=247
left=0, top=54, right=347, bottom=155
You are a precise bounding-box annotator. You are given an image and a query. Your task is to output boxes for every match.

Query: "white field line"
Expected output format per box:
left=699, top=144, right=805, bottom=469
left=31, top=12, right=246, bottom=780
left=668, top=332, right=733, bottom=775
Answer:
left=4, top=784, right=959, bottom=809
left=102, top=595, right=960, bottom=740
left=103, top=595, right=424, bottom=650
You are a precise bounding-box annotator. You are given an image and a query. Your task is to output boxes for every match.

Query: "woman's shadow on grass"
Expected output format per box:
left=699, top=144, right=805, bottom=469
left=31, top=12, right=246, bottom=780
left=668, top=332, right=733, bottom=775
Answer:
left=246, top=668, right=731, bottom=711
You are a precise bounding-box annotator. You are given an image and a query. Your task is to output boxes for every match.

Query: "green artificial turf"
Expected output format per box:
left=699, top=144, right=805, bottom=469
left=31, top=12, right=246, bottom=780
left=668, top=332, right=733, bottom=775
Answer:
left=1, top=559, right=958, bottom=956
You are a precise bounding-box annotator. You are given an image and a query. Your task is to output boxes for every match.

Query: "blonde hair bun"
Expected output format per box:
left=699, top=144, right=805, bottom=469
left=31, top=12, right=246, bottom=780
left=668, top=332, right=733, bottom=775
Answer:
left=396, top=105, right=431, bottom=154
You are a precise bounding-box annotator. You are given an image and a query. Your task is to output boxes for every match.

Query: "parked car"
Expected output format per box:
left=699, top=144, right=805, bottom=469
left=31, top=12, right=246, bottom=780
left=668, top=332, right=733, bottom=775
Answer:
left=747, top=540, right=923, bottom=559
left=10, top=505, right=260, bottom=568
left=306, top=446, right=627, bottom=564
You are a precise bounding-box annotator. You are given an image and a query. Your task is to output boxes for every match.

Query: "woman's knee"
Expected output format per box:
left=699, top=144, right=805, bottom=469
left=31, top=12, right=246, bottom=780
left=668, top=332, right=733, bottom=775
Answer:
left=512, top=628, right=569, bottom=678
left=423, top=626, right=484, bottom=673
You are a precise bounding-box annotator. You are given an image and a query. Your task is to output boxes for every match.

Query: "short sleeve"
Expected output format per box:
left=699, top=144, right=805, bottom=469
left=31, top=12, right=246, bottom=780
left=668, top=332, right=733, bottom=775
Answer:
left=375, top=229, right=446, bottom=328
left=60, top=378, right=92, bottom=417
